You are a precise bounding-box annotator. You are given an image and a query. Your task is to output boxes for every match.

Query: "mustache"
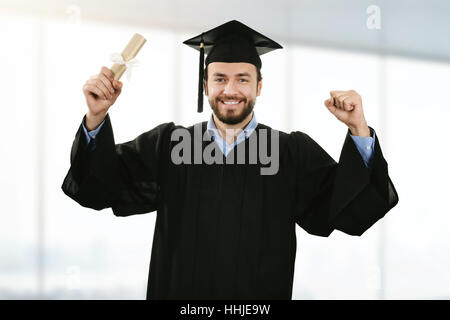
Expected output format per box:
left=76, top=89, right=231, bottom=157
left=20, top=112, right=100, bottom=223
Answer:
left=216, top=96, right=246, bottom=102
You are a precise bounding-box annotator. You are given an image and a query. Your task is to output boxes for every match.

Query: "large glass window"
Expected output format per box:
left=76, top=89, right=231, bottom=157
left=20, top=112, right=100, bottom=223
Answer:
left=1, top=12, right=448, bottom=299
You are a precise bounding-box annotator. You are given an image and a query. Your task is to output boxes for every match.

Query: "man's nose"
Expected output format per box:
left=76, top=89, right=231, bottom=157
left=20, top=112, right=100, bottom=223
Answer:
left=223, top=80, right=238, bottom=95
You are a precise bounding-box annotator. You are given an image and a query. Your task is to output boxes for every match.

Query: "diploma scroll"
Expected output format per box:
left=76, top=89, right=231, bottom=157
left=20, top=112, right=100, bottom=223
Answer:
left=110, top=33, right=147, bottom=80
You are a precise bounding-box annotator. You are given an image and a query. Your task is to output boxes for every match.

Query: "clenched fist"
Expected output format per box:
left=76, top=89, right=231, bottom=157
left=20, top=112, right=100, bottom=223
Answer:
left=83, top=66, right=123, bottom=130
left=324, top=90, right=370, bottom=137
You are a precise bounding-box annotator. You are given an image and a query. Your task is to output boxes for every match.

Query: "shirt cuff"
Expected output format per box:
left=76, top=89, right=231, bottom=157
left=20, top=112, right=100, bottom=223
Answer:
left=81, top=115, right=106, bottom=146
left=349, top=128, right=376, bottom=168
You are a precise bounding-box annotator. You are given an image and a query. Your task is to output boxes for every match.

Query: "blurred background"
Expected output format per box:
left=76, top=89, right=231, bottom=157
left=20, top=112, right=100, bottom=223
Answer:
left=0, top=0, right=449, bottom=299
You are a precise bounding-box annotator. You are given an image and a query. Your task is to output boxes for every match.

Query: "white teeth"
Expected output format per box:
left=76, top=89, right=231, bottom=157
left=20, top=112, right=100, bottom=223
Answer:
left=222, top=101, right=241, bottom=105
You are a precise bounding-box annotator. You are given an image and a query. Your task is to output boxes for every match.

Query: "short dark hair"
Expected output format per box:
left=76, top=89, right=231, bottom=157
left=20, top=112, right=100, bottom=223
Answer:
left=204, top=65, right=263, bottom=83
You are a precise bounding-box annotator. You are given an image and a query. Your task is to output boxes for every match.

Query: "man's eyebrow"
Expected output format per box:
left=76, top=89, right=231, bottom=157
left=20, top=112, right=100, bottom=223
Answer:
left=212, top=72, right=252, bottom=77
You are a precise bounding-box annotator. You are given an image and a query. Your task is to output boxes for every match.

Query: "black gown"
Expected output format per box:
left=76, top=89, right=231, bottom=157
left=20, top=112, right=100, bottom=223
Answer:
left=61, top=114, right=398, bottom=299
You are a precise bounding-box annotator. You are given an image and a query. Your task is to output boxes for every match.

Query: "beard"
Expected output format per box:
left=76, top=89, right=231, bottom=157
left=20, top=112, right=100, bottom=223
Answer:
left=209, top=95, right=256, bottom=125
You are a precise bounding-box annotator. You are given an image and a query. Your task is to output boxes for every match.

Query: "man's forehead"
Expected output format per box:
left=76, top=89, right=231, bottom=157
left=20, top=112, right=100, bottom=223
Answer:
left=208, top=62, right=256, bottom=76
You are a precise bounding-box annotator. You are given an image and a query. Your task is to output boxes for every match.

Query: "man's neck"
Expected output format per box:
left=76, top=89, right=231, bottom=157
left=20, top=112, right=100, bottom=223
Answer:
left=212, top=112, right=253, bottom=145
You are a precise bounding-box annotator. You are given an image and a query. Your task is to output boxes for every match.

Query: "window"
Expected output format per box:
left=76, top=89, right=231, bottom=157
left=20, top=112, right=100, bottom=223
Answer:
left=1, top=12, right=449, bottom=299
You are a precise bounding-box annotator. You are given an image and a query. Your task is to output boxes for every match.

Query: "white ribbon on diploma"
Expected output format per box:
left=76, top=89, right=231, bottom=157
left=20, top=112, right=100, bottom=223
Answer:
left=110, top=52, right=140, bottom=80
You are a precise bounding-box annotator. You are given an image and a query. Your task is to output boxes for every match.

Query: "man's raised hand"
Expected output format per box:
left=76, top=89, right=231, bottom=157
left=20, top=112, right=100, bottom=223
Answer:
left=324, top=90, right=370, bottom=137
left=83, top=66, right=123, bottom=130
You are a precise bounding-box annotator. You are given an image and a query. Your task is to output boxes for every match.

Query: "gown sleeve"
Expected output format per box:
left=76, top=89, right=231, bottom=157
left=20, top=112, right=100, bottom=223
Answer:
left=291, top=127, right=399, bottom=237
left=61, top=113, right=175, bottom=216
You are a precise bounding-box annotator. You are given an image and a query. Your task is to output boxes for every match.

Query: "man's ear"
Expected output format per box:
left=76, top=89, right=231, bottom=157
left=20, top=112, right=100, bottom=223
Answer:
left=256, top=79, right=262, bottom=97
left=204, top=80, right=208, bottom=96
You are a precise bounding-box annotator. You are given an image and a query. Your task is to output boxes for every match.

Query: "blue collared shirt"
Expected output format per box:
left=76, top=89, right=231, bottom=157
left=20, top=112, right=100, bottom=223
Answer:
left=350, top=130, right=376, bottom=168
left=206, top=113, right=258, bottom=157
left=82, top=116, right=105, bottom=150
left=82, top=113, right=375, bottom=168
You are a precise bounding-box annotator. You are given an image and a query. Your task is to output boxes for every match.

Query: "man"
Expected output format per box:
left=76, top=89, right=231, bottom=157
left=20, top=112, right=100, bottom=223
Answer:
left=62, top=20, right=398, bottom=299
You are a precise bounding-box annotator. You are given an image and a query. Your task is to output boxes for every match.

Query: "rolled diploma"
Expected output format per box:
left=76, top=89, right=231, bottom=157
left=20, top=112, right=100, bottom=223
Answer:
left=111, top=33, right=147, bottom=80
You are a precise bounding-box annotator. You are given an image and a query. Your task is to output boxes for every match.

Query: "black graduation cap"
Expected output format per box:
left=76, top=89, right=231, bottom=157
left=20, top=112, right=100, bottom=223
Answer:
left=183, top=20, right=283, bottom=113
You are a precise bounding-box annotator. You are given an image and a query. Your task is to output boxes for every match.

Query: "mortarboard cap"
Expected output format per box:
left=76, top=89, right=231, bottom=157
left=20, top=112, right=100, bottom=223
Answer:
left=183, top=20, right=283, bottom=112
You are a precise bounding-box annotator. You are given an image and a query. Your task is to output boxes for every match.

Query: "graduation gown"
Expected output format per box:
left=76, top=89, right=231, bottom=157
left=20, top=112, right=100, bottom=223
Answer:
left=61, top=114, right=398, bottom=300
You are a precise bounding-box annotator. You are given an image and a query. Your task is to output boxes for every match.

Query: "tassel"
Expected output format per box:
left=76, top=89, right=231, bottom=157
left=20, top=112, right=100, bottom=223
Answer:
left=197, top=35, right=205, bottom=113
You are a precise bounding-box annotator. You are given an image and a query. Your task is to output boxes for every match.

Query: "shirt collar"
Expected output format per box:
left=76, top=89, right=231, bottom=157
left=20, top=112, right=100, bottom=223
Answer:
left=207, top=112, right=258, bottom=140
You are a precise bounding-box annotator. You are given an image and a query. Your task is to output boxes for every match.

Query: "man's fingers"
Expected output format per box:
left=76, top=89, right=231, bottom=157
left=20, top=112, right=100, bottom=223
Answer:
left=332, top=94, right=343, bottom=109
left=342, top=96, right=355, bottom=111
left=112, top=80, right=123, bottom=91
left=84, top=84, right=107, bottom=100
left=325, top=102, right=348, bottom=121
left=330, top=90, right=347, bottom=99
left=101, top=66, right=114, bottom=81
left=330, top=91, right=350, bottom=109
left=336, top=94, right=356, bottom=111
left=324, top=97, right=334, bottom=108
left=98, top=73, right=115, bottom=94
left=86, top=74, right=111, bottom=97
left=334, top=94, right=353, bottom=110
left=335, top=94, right=348, bottom=110
left=330, top=90, right=359, bottom=111
left=111, top=80, right=122, bottom=99
left=85, top=84, right=106, bottom=100
left=87, top=79, right=111, bottom=100
left=325, top=97, right=339, bottom=114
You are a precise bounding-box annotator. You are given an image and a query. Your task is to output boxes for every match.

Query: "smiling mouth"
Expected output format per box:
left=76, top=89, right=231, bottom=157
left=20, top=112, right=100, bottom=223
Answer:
left=219, top=100, right=244, bottom=106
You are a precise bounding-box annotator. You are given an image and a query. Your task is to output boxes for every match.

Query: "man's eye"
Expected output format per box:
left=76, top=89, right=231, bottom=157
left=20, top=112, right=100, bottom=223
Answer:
left=215, top=78, right=224, bottom=82
left=240, top=79, right=248, bottom=82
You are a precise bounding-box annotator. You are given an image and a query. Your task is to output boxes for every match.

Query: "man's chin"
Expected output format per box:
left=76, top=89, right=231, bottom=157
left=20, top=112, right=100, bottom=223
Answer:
left=216, top=110, right=250, bottom=125
left=219, top=116, right=243, bottom=125
left=210, top=100, right=254, bottom=125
